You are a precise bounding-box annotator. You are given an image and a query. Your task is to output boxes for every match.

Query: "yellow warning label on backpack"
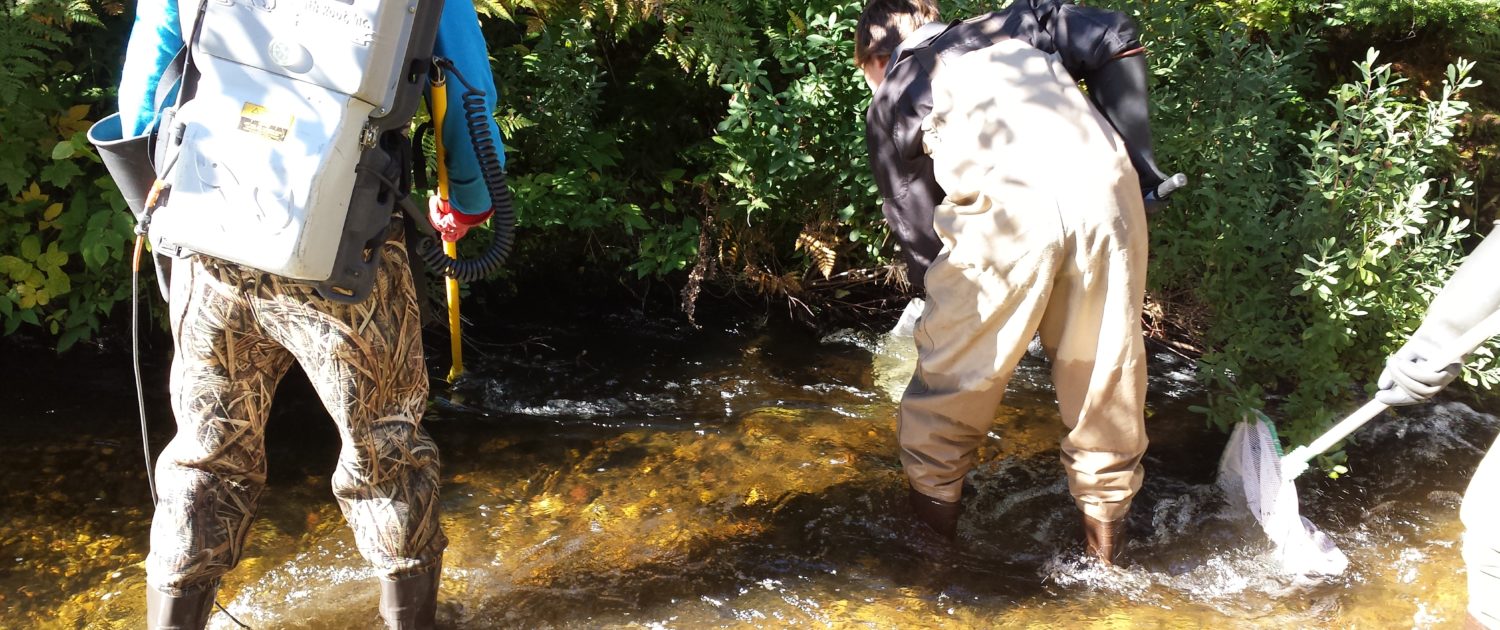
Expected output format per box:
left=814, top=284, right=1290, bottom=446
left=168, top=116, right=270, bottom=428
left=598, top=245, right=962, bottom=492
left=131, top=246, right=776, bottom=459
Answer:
left=237, top=102, right=292, bottom=142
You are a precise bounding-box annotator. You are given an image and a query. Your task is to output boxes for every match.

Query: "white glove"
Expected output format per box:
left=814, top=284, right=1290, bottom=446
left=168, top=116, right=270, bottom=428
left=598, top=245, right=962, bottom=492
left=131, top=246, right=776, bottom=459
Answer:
left=1374, top=223, right=1500, bottom=405
left=1376, top=336, right=1460, bottom=406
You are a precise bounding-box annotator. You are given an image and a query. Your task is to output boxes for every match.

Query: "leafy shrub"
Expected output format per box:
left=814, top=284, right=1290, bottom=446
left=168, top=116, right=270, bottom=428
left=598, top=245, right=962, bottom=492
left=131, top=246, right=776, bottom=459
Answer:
left=1281, top=53, right=1487, bottom=446
left=1217, top=0, right=1500, bottom=52
left=0, top=1, right=134, bottom=351
left=707, top=2, right=885, bottom=280
left=478, top=9, right=711, bottom=281
left=1124, top=0, right=1487, bottom=452
left=1096, top=0, right=1317, bottom=432
left=478, top=0, right=889, bottom=307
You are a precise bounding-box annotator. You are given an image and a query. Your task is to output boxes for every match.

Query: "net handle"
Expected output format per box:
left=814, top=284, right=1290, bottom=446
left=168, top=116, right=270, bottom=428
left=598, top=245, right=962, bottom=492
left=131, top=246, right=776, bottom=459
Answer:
left=1282, top=308, right=1500, bottom=479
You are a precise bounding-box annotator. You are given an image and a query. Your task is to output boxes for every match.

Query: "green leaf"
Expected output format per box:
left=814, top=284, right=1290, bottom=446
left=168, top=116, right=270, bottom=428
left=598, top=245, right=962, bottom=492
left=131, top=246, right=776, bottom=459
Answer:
left=83, top=243, right=107, bottom=270
left=64, top=306, right=91, bottom=328
left=40, top=160, right=82, bottom=187
left=57, top=326, right=86, bottom=353
left=43, top=270, right=70, bottom=297
left=40, top=243, right=67, bottom=269
left=20, top=235, right=41, bottom=261
left=0, top=255, right=25, bottom=276
left=50, top=140, right=75, bottom=160
left=86, top=210, right=111, bottom=231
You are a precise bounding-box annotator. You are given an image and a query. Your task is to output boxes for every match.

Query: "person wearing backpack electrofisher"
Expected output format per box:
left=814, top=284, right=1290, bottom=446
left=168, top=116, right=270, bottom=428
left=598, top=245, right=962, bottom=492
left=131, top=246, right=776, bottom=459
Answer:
left=1375, top=224, right=1500, bottom=630
left=105, top=0, right=504, bottom=627
left=856, top=0, right=1182, bottom=564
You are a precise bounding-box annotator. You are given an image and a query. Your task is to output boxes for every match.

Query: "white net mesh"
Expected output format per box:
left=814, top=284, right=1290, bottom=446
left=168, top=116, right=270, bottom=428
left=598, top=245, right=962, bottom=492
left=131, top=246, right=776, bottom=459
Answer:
left=889, top=297, right=925, bottom=338
left=1218, top=412, right=1348, bottom=576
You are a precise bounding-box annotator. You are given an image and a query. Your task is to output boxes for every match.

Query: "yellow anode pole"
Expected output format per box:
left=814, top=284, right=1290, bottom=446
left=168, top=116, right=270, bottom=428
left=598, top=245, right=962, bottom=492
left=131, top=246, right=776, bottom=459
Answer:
left=431, top=74, right=464, bottom=382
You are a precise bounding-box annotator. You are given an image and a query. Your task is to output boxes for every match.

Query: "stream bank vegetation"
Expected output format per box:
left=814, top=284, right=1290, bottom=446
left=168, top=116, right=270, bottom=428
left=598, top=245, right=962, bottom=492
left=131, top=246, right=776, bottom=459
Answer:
left=2, top=0, right=1497, bottom=454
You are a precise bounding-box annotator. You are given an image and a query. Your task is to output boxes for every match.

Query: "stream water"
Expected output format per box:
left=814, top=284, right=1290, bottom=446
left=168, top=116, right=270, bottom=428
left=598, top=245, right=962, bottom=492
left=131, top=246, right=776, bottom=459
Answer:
left=0, top=308, right=1493, bottom=628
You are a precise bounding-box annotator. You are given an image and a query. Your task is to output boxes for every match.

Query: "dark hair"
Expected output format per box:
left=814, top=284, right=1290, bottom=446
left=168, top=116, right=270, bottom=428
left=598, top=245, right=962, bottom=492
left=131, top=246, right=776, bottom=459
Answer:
left=854, top=0, right=940, bottom=68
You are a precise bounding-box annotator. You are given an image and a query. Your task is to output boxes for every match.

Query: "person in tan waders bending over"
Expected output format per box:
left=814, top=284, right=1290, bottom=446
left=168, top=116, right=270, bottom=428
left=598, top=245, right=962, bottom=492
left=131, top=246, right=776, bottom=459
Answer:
left=855, top=0, right=1182, bottom=564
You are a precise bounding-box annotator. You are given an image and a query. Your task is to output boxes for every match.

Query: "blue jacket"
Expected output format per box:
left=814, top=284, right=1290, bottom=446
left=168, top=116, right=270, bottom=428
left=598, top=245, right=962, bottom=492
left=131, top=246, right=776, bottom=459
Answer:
left=118, top=0, right=503, bottom=215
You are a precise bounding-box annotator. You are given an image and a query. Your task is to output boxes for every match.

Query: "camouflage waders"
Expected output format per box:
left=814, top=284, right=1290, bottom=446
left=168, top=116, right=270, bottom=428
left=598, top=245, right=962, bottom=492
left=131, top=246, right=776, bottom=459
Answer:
left=146, top=223, right=445, bottom=595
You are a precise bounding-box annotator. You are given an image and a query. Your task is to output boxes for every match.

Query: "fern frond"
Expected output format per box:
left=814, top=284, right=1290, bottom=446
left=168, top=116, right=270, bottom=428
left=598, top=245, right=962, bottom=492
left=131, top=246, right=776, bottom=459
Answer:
left=794, top=226, right=837, bottom=279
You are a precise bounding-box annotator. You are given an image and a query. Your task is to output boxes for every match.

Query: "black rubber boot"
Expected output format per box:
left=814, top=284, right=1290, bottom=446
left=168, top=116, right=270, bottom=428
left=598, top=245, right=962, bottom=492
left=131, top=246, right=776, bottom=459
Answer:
left=1082, top=514, right=1127, bottom=566
left=145, top=582, right=217, bottom=630
left=909, top=487, right=962, bottom=540
left=380, top=562, right=441, bottom=630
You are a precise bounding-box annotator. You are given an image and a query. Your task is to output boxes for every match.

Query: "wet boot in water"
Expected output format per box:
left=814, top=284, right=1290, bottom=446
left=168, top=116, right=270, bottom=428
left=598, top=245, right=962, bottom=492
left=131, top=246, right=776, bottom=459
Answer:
left=380, top=562, right=441, bottom=629
left=145, top=583, right=217, bottom=630
left=1082, top=514, right=1127, bottom=566
left=909, top=487, right=962, bottom=540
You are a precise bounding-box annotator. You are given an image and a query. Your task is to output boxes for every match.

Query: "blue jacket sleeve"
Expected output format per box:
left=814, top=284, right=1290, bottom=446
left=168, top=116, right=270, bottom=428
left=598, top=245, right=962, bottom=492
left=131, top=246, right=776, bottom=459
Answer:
left=119, top=0, right=184, bottom=137
left=434, top=0, right=505, bottom=216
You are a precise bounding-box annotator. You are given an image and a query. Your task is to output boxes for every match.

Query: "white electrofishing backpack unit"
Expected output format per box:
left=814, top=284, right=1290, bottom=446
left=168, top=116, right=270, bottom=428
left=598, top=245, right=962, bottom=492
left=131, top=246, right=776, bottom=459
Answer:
left=149, top=0, right=444, bottom=301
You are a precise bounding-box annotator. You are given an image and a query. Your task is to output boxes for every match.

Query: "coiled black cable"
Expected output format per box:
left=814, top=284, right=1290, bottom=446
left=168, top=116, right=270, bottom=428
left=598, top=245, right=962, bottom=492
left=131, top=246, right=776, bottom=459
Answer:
left=416, top=57, right=515, bottom=282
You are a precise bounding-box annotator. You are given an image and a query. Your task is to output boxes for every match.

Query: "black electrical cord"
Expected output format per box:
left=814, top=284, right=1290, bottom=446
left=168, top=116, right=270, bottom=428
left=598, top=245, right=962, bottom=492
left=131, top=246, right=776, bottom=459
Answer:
left=132, top=234, right=156, bottom=505
left=411, top=121, right=432, bottom=193
left=414, top=57, right=516, bottom=282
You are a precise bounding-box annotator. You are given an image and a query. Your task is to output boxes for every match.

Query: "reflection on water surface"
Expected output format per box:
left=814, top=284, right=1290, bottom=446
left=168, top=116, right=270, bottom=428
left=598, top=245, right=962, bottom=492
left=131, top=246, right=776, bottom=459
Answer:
left=0, top=310, right=1491, bottom=627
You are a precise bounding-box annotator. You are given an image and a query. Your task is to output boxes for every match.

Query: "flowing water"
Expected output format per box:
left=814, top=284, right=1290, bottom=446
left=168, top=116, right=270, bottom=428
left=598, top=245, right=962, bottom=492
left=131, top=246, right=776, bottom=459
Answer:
left=0, top=308, right=1493, bottom=628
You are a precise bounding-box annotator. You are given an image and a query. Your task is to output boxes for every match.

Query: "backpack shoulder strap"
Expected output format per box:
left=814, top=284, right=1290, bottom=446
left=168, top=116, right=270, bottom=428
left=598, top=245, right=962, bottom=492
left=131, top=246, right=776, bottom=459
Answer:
left=152, top=47, right=188, bottom=111
left=153, top=0, right=210, bottom=111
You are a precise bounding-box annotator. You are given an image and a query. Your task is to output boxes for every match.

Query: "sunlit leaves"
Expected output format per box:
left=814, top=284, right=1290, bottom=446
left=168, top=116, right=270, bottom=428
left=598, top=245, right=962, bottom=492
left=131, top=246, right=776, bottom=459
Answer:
left=1, top=0, right=132, bottom=351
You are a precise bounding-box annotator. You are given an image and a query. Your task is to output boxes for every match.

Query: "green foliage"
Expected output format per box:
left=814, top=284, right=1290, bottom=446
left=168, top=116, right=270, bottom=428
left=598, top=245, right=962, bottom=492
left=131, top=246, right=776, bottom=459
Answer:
left=709, top=2, right=885, bottom=271
left=494, top=17, right=640, bottom=242
left=482, top=0, right=885, bottom=296
left=1217, top=0, right=1500, bottom=46
left=1136, top=0, right=1488, bottom=453
left=1280, top=53, right=1486, bottom=446
left=0, top=1, right=132, bottom=351
left=1125, top=1, right=1317, bottom=431
left=1216, top=0, right=1500, bottom=77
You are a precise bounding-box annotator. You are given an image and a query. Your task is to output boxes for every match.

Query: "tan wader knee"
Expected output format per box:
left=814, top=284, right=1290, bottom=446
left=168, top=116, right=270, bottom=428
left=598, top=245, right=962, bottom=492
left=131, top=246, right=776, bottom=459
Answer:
left=899, top=38, right=1149, bottom=522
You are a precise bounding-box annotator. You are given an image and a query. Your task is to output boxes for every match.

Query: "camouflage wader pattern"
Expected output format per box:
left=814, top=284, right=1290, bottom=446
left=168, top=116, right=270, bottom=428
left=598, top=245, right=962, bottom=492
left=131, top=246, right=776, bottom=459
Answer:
left=147, top=224, right=446, bottom=595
